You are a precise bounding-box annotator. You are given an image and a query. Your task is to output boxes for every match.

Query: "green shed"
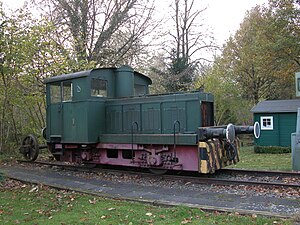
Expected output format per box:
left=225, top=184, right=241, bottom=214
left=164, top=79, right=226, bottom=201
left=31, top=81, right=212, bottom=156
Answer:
left=251, top=99, right=300, bottom=147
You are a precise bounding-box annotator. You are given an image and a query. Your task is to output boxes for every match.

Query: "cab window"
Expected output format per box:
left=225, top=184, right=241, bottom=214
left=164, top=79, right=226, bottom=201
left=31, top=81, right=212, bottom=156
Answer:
left=63, top=81, right=73, bottom=102
left=50, top=83, right=61, bottom=104
left=50, top=81, right=73, bottom=103
left=91, top=78, right=107, bottom=97
left=134, top=84, right=146, bottom=95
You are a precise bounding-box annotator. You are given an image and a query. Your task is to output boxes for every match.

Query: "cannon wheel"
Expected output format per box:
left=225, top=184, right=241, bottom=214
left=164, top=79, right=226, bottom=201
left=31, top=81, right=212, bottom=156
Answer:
left=224, top=141, right=237, bottom=161
left=20, top=135, right=39, bottom=161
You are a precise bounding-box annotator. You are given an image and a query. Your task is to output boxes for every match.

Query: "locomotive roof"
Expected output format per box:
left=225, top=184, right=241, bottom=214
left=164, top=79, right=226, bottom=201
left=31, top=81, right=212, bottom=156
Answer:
left=44, top=67, right=152, bottom=84
left=44, top=70, right=91, bottom=83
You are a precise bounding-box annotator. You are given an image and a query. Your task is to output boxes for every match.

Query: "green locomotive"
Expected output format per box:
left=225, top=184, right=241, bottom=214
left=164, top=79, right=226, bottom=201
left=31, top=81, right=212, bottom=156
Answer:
left=20, top=66, right=259, bottom=174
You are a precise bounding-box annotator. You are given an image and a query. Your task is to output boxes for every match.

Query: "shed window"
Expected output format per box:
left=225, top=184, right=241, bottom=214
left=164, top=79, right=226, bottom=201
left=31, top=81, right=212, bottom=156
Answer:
left=260, top=116, right=273, bottom=130
left=50, top=83, right=61, bottom=103
left=91, top=78, right=107, bottom=97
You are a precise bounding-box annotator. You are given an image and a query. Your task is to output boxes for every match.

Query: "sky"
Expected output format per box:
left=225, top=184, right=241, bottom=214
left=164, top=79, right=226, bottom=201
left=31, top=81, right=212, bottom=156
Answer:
left=2, top=0, right=268, bottom=46
left=202, top=0, right=268, bottom=45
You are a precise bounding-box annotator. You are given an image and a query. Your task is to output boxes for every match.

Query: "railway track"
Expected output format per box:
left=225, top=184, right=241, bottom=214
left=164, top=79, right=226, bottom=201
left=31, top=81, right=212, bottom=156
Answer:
left=220, top=167, right=300, bottom=177
left=16, top=160, right=300, bottom=189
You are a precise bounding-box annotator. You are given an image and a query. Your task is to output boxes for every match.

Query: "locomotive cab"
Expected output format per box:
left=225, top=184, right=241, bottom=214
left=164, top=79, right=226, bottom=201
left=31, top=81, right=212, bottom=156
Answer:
left=44, top=66, right=151, bottom=146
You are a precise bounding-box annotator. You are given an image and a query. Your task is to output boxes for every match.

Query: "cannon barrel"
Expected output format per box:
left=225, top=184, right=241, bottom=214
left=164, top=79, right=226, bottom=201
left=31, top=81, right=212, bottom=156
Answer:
left=236, top=122, right=260, bottom=139
left=235, top=125, right=255, bottom=135
left=198, top=127, right=227, bottom=140
left=198, top=122, right=260, bottom=142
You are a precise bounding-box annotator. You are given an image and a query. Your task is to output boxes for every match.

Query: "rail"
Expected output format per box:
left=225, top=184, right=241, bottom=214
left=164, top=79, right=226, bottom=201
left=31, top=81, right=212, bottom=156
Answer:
left=16, top=160, right=300, bottom=189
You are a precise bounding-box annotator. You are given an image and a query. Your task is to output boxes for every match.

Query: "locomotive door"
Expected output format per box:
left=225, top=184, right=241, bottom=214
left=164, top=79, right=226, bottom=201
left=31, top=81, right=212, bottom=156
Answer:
left=48, top=81, right=72, bottom=142
left=61, top=81, right=73, bottom=142
left=48, top=82, right=63, bottom=139
left=201, top=102, right=214, bottom=127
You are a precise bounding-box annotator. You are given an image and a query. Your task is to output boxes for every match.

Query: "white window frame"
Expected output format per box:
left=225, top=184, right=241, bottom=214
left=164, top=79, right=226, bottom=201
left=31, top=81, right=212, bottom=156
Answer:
left=260, top=116, right=273, bottom=130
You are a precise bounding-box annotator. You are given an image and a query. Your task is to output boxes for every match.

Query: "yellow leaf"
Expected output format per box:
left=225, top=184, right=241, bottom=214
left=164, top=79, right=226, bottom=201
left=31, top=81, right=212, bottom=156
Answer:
left=107, top=207, right=116, bottom=211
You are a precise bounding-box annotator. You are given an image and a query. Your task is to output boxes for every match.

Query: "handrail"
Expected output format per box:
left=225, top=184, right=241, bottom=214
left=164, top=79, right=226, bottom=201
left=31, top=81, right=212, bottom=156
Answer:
left=131, top=121, right=139, bottom=162
left=173, top=120, right=181, bottom=161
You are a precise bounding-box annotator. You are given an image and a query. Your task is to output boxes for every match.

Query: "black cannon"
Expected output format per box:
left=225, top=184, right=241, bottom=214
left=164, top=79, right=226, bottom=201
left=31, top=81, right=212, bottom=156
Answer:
left=198, top=122, right=260, bottom=142
left=197, top=122, right=260, bottom=162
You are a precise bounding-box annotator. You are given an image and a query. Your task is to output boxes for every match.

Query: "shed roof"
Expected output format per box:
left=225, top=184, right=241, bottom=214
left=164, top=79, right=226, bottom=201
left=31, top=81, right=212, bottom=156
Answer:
left=251, top=99, right=300, bottom=113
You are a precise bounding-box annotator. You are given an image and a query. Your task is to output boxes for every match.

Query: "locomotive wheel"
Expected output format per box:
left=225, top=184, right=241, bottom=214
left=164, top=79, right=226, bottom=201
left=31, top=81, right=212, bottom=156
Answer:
left=52, top=155, right=60, bottom=161
left=20, top=135, right=39, bottom=161
left=83, top=163, right=97, bottom=169
left=47, top=144, right=61, bottom=161
left=149, top=168, right=168, bottom=175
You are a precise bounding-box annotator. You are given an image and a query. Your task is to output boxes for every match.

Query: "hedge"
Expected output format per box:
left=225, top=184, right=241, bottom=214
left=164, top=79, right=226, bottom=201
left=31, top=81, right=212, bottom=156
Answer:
left=254, top=145, right=291, bottom=154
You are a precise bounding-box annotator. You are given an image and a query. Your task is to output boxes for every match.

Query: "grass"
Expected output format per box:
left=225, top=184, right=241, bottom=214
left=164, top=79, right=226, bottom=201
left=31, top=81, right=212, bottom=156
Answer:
left=0, top=180, right=293, bottom=225
left=230, top=146, right=292, bottom=171
left=0, top=145, right=296, bottom=224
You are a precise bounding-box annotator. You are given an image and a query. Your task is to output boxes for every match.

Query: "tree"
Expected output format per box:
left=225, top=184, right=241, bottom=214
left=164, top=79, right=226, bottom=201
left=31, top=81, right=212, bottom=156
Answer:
left=195, top=0, right=300, bottom=124
left=263, top=0, right=300, bottom=99
left=156, top=0, right=217, bottom=92
left=221, top=1, right=300, bottom=104
left=196, top=56, right=253, bottom=125
left=0, top=5, right=95, bottom=153
left=35, top=0, right=156, bottom=67
left=164, top=50, right=196, bottom=92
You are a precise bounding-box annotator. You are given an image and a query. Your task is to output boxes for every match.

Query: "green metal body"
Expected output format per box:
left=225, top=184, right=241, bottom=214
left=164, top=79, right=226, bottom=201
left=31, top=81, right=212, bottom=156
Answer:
left=39, top=66, right=248, bottom=174
left=103, top=92, right=213, bottom=145
left=99, top=134, right=198, bottom=145
left=115, top=66, right=134, bottom=97
left=44, top=66, right=214, bottom=145
left=254, top=113, right=296, bottom=147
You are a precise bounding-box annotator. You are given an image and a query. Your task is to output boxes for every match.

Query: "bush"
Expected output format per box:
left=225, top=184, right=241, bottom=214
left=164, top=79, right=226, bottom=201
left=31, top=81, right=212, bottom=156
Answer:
left=254, top=145, right=291, bottom=154
left=0, top=172, right=5, bottom=182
